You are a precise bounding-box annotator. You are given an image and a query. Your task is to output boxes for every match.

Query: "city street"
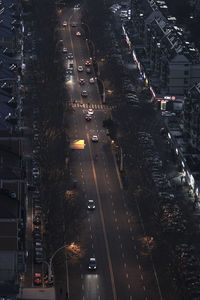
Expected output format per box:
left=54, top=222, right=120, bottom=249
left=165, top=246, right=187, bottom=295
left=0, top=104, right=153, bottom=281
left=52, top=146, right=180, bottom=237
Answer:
left=55, top=5, right=165, bottom=300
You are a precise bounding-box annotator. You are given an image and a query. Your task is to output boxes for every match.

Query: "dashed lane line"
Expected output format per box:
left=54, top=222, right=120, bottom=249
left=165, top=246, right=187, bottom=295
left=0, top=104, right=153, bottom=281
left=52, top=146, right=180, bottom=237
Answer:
left=87, top=133, right=118, bottom=300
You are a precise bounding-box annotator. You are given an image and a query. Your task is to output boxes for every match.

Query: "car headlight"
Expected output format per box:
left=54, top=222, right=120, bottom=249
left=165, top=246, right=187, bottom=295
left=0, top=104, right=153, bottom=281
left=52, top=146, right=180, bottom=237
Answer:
left=89, top=266, right=91, bottom=269
left=94, top=266, right=96, bottom=269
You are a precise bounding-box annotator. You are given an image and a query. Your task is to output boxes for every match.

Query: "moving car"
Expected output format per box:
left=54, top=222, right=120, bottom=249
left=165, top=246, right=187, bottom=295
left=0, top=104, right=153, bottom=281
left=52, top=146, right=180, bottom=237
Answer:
left=63, top=21, right=67, bottom=27
left=67, top=53, right=73, bottom=59
left=85, top=60, right=91, bottom=66
left=91, top=135, right=98, bottom=142
left=89, top=77, right=95, bottom=83
left=88, top=257, right=96, bottom=270
left=62, top=47, right=68, bottom=53
left=87, top=108, right=94, bottom=115
left=81, top=90, right=88, bottom=97
left=86, top=67, right=91, bottom=74
left=66, top=68, right=72, bottom=75
left=76, top=31, right=81, bottom=36
left=85, top=114, right=92, bottom=121
left=88, top=200, right=95, bottom=210
left=78, top=66, right=83, bottom=72
left=79, top=78, right=85, bottom=85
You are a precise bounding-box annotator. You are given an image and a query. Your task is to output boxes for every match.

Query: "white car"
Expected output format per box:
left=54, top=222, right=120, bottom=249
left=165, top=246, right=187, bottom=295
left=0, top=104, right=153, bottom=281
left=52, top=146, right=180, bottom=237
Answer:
left=89, top=77, right=95, bottom=83
left=62, top=47, right=68, bottom=53
left=63, top=21, right=67, bottom=27
left=91, top=135, right=98, bottom=142
left=87, top=108, right=94, bottom=115
left=76, top=31, right=81, bottom=36
left=78, top=66, right=83, bottom=72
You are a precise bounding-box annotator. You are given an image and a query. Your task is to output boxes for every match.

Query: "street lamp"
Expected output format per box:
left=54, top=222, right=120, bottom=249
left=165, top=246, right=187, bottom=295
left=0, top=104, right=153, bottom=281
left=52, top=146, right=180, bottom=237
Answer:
left=46, top=244, right=69, bottom=284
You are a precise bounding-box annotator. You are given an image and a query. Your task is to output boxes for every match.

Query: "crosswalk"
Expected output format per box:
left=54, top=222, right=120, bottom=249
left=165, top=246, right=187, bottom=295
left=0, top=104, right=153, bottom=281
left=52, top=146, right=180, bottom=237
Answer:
left=66, top=101, right=118, bottom=110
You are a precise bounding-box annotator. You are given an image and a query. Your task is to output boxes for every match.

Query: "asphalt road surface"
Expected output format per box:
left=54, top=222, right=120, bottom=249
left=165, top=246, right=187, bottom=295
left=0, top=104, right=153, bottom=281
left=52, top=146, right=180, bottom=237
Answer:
left=56, top=5, right=164, bottom=300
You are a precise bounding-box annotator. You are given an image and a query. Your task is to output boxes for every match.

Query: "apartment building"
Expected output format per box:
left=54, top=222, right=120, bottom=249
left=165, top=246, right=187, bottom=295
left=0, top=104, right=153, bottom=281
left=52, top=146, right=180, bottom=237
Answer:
left=130, top=0, right=200, bottom=96
left=183, top=82, right=200, bottom=151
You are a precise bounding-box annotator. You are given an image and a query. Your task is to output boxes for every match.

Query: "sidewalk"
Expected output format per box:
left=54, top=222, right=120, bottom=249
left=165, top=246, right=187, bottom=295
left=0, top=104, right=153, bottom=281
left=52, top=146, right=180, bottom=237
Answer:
left=18, top=287, right=56, bottom=300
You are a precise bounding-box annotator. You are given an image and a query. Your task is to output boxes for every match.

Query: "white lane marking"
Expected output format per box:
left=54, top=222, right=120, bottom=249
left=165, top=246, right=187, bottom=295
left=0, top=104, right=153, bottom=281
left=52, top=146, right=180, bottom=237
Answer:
left=84, top=194, right=87, bottom=199
left=118, top=235, right=121, bottom=239
left=134, top=245, right=137, bottom=250
left=88, top=218, right=90, bottom=222
left=83, top=297, right=85, bottom=300
left=115, top=218, right=117, bottom=222
left=136, top=254, right=139, bottom=260
left=81, top=174, right=83, bottom=178
left=80, top=168, right=83, bottom=172
left=81, top=274, right=83, bottom=279
left=130, top=227, right=132, bottom=232
left=113, top=210, right=116, bottom=215
left=126, top=211, right=129, bottom=215
left=128, top=219, right=130, bottom=223
left=97, top=284, right=99, bottom=289
left=122, top=252, right=124, bottom=258
left=128, top=284, right=131, bottom=289
left=112, top=201, right=114, bottom=206
left=98, top=296, right=100, bottom=300
left=92, top=243, right=94, bottom=249
left=124, top=203, right=127, bottom=208
left=106, top=174, right=108, bottom=178
left=116, top=226, right=119, bottom=230
left=126, top=273, right=129, bottom=278
left=130, top=296, right=133, bottom=300
left=82, top=284, right=84, bottom=290
left=110, top=195, right=113, bottom=199
left=143, top=286, right=146, bottom=291
left=90, top=226, right=92, bottom=231
left=131, top=236, right=134, bottom=241
left=139, top=264, right=141, bottom=270
left=141, top=275, right=143, bottom=280
left=120, top=244, right=123, bottom=249
left=90, top=235, right=93, bottom=239
left=124, top=263, right=126, bottom=268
